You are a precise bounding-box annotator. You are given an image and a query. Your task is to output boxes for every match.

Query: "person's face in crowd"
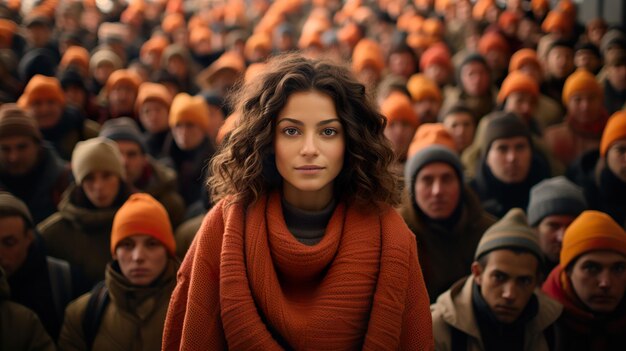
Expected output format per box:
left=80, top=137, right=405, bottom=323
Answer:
left=535, top=214, right=576, bottom=263
left=172, top=28, right=189, bottom=47
left=414, top=162, right=461, bottom=219
left=472, top=250, right=539, bottom=324
left=574, top=50, right=602, bottom=74
left=506, top=0, right=523, bottom=13
left=424, top=63, right=451, bottom=87
left=546, top=46, right=574, bottom=79
left=356, top=66, right=381, bottom=92
left=588, top=27, right=607, bottom=47
left=388, top=52, right=416, bottom=79
left=0, top=136, right=40, bottom=176
left=115, top=140, right=147, bottom=185
left=456, top=0, right=472, bottom=21
left=167, top=55, right=188, bottom=80
left=607, top=139, right=626, bottom=182
left=518, top=63, right=543, bottom=84
left=29, top=98, right=63, bottom=129
left=207, top=105, right=225, bottom=142
left=139, top=100, right=170, bottom=133
left=384, top=119, right=416, bottom=160
left=274, top=90, right=345, bottom=211
left=109, top=83, right=137, bottom=115
left=64, top=86, right=87, bottom=110
left=211, top=69, right=240, bottom=98
left=442, top=112, right=476, bottom=152
left=566, top=92, right=602, bottom=124
left=172, top=122, right=206, bottom=151
left=128, top=63, right=150, bottom=84
left=114, top=234, right=168, bottom=286
left=607, top=63, right=626, bottom=91
left=568, top=250, right=626, bottom=314
left=485, top=50, right=509, bottom=73
left=504, top=92, right=538, bottom=121
left=0, top=216, right=33, bottom=277
left=486, top=136, right=532, bottom=184
left=25, top=24, right=52, bottom=48
left=412, top=97, right=440, bottom=124
left=517, top=18, right=540, bottom=46
left=275, top=32, right=295, bottom=53
left=460, top=61, right=490, bottom=97
left=94, top=62, right=115, bottom=85
left=81, top=170, right=121, bottom=208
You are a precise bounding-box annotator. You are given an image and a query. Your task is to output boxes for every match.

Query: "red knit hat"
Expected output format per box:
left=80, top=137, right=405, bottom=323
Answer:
left=478, top=31, right=510, bottom=56
left=381, top=92, right=419, bottom=128
left=498, top=11, right=520, bottom=31
left=560, top=210, right=626, bottom=269
left=419, top=43, right=452, bottom=72
left=600, top=110, right=626, bottom=157
left=17, top=75, right=65, bottom=108
left=111, top=193, right=176, bottom=257
left=497, top=71, right=540, bottom=104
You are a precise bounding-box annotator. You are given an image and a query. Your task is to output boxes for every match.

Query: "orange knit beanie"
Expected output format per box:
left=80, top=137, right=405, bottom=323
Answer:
left=478, top=31, right=509, bottom=56
left=497, top=71, right=540, bottom=104
left=381, top=92, right=419, bottom=128
left=419, top=43, right=452, bottom=71
left=351, top=38, right=385, bottom=75
left=509, top=48, right=542, bottom=73
left=561, top=69, right=602, bottom=105
left=600, top=110, right=626, bottom=157
left=105, top=69, right=142, bottom=96
left=135, top=82, right=173, bottom=113
left=560, top=210, right=626, bottom=268
left=542, top=10, right=572, bottom=34
left=407, top=123, right=456, bottom=159
left=59, top=46, right=90, bottom=74
left=169, top=93, right=211, bottom=133
left=111, top=193, right=176, bottom=257
left=17, top=74, right=65, bottom=108
left=407, top=74, right=442, bottom=103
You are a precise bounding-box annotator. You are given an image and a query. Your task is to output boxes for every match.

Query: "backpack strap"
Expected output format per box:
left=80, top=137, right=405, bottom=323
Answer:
left=46, top=256, right=73, bottom=319
left=450, top=326, right=468, bottom=351
left=82, top=281, right=110, bottom=351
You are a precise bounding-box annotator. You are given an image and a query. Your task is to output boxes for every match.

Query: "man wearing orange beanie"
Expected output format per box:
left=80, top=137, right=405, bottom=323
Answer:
left=98, top=69, right=142, bottom=123
left=136, top=82, right=173, bottom=158
left=420, top=43, right=453, bottom=89
left=407, top=74, right=443, bottom=124
left=544, top=69, right=608, bottom=167
left=381, top=91, right=419, bottom=165
left=497, top=71, right=541, bottom=129
left=59, top=193, right=179, bottom=351
left=542, top=210, right=626, bottom=350
left=568, top=111, right=626, bottom=228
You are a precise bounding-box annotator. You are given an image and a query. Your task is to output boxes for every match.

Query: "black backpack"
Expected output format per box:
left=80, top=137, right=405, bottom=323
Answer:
left=81, top=281, right=110, bottom=350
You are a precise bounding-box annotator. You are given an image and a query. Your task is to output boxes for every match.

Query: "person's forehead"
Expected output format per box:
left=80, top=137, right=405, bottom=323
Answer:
left=575, top=250, right=626, bottom=265
left=417, top=162, right=457, bottom=178
left=491, top=135, right=529, bottom=146
left=485, top=249, right=539, bottom=274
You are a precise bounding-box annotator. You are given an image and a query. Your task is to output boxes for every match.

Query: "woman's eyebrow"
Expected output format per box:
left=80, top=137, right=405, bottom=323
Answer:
left=276, top=117, right=340, bottom=126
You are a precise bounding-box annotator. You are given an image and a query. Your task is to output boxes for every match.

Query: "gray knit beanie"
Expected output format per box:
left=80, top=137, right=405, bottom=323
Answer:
left=475, top=208, right=544, bottom=264
left=527, top=176, right=587, bottom=227
left=99, top=117, right=147, bottom=153
left=404, top=145, right=464, bottom=194
left=0, top=191, right=34, bottom=228
left=71, top=137, right=125, bottom=184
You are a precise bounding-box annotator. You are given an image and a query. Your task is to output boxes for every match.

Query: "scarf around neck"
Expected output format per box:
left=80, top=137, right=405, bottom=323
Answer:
left=163, top=191, right=433, bottom=350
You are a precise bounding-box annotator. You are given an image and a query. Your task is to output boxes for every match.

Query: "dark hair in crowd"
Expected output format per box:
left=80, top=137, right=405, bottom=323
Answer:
left=208, top=53, right=399, bottom=208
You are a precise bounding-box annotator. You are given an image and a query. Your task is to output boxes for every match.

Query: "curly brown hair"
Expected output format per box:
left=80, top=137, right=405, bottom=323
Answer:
left=208, top=53, right=399, bottom=208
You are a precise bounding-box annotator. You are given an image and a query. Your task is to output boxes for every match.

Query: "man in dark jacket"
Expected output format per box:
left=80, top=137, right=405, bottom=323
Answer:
left=0, top=103, right=72, bottom=224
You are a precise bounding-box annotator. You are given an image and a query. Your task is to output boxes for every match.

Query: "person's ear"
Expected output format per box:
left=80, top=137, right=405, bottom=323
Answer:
left=471, top=261, right=483, bottom=286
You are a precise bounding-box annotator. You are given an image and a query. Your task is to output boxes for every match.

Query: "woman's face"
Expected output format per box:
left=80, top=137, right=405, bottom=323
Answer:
left=274, top=90, right=345, bottom=211
left=114, top=234, right=168, bottom=286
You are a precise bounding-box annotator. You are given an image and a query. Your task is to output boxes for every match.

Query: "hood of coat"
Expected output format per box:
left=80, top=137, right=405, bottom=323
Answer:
left=57, top=184, right=121, bottom=229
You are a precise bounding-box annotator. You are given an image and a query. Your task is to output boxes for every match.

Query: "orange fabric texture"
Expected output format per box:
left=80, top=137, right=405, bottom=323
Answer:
left=162, top=13, right=186, bottom=34
left=169, top=93, right=211, bottom=133
left=105, top=69, right=142, bottom=95
left=419, top=43, right=452, bottom=71
left=559, top=210, right=626, bottom=269
left=562, top=69, right=602, bottom=105
left=407, top=123, right=456, bottom=158
left=407, top=74, right=442, bottom=103
left=140, top=36, right=170, bottom=60
left=244, top=33, right=272, bottom=60
left=600, top=110, right=626, bottom=157
left=17, top=74, right=65, bottom=108
left=381, top=92, right=419, bottom=128
left=498, top=11, right=519, bottom=30
left=162, top=192, right=434, bottom=350
left=497, top=71, right=540, bottom=103
left=135, top=82, right=173, bottom=113
left=509, top=48, right=542, bottom=73
left=542, top=10, right=572, bottom=34
left=0, top=19, right=17, bottom=47
left=478, top=31, right=509, bottom=56
left=351, top=38, right=385, bottom=75
left=111, top=193, right=176, bottom=256
left=60, top=46, right=90, bottom=73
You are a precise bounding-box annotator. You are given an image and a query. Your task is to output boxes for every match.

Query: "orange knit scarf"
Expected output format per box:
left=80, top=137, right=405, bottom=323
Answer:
left=163, top=192, right=433, bottom=350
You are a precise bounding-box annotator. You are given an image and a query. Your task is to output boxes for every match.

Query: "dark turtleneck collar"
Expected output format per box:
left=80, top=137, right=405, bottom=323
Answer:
left=281, top=197, right=337, bottom=246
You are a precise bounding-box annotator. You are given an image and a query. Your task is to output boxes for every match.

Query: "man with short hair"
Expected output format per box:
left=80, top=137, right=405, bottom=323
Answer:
left=407, top=74, right=443, bottom=124
left=440, top=103, right=476, bottom=153
left=0, top=104, right=71, bottom=224
left=432, top=208, right=562, bottom=350
left=541, top=40, right=575, bottom=105
left=603, top=49, right=626, bottom=115
left=99, top=117, right=185, bottom=227
left=527, top=176, right=588, bottom=276
left=542, top=210, right=626, bottom=350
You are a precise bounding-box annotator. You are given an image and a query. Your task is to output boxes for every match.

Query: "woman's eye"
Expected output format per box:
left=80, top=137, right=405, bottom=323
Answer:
left=322, top=128, right=337, bottom=136
left=283, top=127, right=299, bottom=136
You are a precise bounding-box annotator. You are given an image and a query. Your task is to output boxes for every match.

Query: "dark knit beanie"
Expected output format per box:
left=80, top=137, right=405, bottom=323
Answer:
left=483, top=112, right=532, bottom=156
left=527, top=176, right=587, bottom=227
left=0, top=103, right=42, bottom=141
left=404, top=145, right=464, bottom=198
left=18, top=48, right=58, bottom=83
left=99, top=117, right=147, bottom=153
left=0, top=191, right=34, bottom=228
left=475, top=208, right=544, bottom=264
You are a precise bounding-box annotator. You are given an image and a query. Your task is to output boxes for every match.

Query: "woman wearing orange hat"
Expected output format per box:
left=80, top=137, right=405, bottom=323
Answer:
left=542, top=210, right=626, bottom=350
left=58, top=193, right=180, bottom=351
left=162, top=53, right=433, bottom=350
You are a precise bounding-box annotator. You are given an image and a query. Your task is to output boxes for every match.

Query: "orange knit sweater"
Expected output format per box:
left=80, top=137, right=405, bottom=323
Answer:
left=162, top=192, right=433, bottom=350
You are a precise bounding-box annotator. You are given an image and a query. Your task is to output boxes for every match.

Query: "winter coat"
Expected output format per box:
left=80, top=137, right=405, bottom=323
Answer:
left=401, top=187, right=496, bottom=303
left=0, top=143, right=72, bottom=224
left=0, top=268, right=56, bottom=351
left=58, top=259, right=178, bottom=351
left=138, top=158, right=186, bottom=228
left=41, top=107, right=100, bottom=161
left=431, top=277, right=562, bottom=351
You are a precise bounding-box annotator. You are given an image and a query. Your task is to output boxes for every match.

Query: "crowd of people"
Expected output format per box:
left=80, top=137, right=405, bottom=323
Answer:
left=0, top=0, right=626, bottom=350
